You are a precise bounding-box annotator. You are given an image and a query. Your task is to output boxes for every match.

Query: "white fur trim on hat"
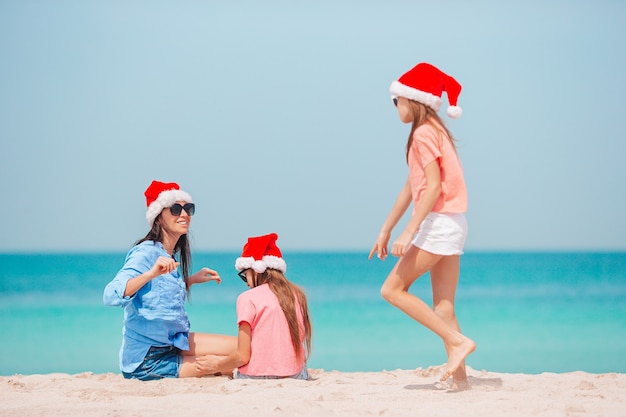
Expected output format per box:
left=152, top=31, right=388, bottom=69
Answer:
left=146, top=189, right=193, bottom=227
left=262, top=255, right=287, bottom=273
left=389, top=80, right=442, bottom=111
left=236, top=257, right=267, bottom=273
left=235, top=255, right=287, bottom=273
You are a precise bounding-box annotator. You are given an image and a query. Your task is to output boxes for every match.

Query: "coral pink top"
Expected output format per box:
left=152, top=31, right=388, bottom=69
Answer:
left=236, top=284, right=305, bottom=376
left=407, top=123, right=467, bottom=214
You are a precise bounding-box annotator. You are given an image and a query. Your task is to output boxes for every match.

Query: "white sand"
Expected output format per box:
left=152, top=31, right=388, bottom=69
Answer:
left=2, top=365, right=625, bottom=417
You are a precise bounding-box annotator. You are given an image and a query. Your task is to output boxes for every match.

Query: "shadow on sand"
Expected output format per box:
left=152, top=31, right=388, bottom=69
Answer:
left=403, top=375, right=504, bottom=393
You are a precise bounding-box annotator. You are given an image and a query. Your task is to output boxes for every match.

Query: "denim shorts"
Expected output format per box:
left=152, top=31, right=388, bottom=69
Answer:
left=235, top=366, right=310, bottom=380
left=122, top=346, right=182, bottom=381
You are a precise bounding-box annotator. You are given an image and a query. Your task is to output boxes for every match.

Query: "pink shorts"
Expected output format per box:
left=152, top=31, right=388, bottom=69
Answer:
left=411, top=212, right=468, bottom=256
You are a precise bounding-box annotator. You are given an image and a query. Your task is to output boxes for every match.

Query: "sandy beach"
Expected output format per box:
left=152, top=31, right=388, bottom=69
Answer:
left=2, top=365, right=624, bottom=417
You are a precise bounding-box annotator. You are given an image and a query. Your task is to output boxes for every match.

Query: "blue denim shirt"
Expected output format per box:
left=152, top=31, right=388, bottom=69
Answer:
left=103, top=241, right=190, bottom=373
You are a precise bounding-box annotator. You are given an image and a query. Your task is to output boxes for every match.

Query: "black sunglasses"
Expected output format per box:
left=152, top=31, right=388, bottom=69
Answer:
left=238, top=269, right=249, bottom=283
left=169, top=203, right=195, bottom=216
left=393, top=97, right=398, bottom=107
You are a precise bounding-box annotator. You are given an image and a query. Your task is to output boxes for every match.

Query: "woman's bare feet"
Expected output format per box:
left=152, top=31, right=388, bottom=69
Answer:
left=440, top=336, right=475, bottom=382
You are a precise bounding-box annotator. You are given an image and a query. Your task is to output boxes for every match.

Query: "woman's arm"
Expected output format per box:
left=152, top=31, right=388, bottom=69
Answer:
left=369, top=176, right=412, bottom=261
left=187, top=267, right=222, bottom=287
left=123, top=256, right=179, bottom=297
left=391, top=159, right=441, bottom=257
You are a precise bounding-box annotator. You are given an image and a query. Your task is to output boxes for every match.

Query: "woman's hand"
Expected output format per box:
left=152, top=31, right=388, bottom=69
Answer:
left=123, top=256, right=179, bottom=297
left=369, top=231, right=391, bottom=261
left=150, top=256, right=180, bottom=277
left=391, top=230, right=414, bottom=258
left=189, top=267, right=221, bottom=286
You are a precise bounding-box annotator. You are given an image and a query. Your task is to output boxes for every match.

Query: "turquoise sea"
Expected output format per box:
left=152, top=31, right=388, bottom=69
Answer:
left=0, top=251, right=625, bottom=376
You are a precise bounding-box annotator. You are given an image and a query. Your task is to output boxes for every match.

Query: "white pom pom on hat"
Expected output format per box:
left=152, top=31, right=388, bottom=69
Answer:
left=389, top=62, right=463, bottom=118
left=447, top=105, right=462, bottom=118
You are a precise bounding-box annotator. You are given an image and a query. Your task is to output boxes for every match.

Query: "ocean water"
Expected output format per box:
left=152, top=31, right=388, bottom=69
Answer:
left=0, top=251, right=624, bottom=376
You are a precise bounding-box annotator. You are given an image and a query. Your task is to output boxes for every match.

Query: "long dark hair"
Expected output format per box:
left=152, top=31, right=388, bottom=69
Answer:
left=136, top=213, right=192, bottom=290
left=254, top=269, right=312, bottom=361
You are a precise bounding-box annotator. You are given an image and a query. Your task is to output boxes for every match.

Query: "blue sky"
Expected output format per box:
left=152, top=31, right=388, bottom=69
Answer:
left=1, top=1, right=625, bottom=252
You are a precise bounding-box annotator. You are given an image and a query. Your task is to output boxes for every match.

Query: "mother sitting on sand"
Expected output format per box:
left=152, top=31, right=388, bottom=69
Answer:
left=103, top=180, right=236, bottom=381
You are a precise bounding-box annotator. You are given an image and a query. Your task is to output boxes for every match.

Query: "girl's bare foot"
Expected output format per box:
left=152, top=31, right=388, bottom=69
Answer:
left=440, top=337, right=475, bottom=382
left=451, top=378, right=471, bottom=391
left=451, top=362, right=470, bottom=390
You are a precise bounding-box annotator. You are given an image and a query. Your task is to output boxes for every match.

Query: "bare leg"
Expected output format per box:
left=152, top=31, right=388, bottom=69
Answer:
left=183, top=332, right=237, bottom=356
left=179, top=332, right=237, bottom=378
left=431, top=255, right=470, bottom=389
left=380, top=246, right=475, bottom=382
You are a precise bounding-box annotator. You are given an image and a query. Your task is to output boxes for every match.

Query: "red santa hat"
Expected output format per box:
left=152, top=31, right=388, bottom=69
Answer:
left=389, top=62, right=463, bottom=118
left=144, top=180, right=193, bottom=227
left=235, top=233, right=287, bottom=273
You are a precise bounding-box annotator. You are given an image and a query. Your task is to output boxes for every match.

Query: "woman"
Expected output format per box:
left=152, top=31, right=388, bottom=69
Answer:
left=103, top=180, right=236, bottom=380
left=369, top=63, right=475, bottom=388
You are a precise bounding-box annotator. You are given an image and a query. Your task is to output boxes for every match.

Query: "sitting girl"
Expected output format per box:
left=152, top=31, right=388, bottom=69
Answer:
left=196, top=233, right=312, bottom=379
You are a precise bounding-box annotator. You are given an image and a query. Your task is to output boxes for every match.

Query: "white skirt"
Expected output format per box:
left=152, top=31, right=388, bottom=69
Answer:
left=411, top=212, right=468, bottom=256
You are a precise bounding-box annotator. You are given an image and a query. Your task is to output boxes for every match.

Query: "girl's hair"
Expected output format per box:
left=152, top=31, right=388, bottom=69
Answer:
left=405, top=100, right=457, bottom=162
left=254, top=269, right=312, bottom=360
left=136, top=213, right=192, bottom=290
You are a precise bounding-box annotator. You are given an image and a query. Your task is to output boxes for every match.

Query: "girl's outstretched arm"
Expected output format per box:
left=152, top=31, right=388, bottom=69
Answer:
left=195, top=323, right=251, bottom=375
left=369, top=176, right=412, bottom=261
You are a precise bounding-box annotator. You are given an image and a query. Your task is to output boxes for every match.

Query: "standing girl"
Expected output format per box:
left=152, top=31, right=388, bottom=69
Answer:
left=103, top=180, right=237, bottom=381
left=369, top=63, right=475, bottom=387
left=196, top=233, right=312, bottom=380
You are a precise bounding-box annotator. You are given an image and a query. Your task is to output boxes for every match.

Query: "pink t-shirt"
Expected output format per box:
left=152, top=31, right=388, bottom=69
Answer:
left=407, top=123, right=468, bottom=214
left=236, top=284, right=305, bottom=377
